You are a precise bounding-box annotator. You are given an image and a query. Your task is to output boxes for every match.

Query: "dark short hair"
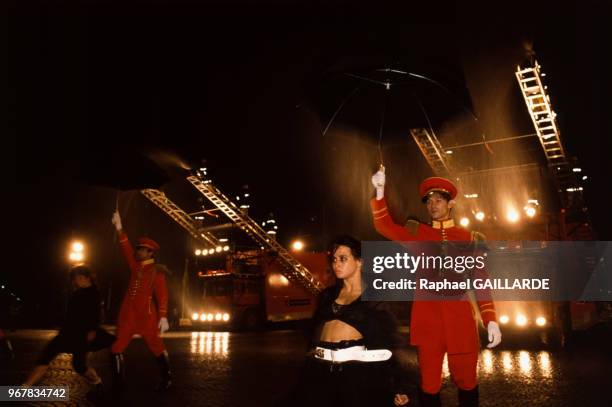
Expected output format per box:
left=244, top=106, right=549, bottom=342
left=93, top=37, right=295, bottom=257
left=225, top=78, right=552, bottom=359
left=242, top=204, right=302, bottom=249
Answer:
left=70, top=265, right=96, bottom=285
left=421, top=191, right=452, bottom=204
left=328, top=234, right=361, bottom=260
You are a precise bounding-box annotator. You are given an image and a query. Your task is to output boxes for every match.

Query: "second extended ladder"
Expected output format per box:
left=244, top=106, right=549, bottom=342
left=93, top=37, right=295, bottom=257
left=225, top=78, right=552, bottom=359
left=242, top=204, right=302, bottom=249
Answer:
left=186, top=175, right=324, bottom=295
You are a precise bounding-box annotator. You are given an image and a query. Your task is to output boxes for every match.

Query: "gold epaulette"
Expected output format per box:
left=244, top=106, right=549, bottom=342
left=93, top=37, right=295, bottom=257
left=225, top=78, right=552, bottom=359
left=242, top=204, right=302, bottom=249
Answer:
left=404, top=219, right=420, bottom=236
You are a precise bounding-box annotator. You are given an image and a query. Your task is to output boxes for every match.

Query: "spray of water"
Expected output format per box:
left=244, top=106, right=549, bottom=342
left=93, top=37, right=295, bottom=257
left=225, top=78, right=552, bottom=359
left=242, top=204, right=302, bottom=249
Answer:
left=147, top=150, right=192, bottom=171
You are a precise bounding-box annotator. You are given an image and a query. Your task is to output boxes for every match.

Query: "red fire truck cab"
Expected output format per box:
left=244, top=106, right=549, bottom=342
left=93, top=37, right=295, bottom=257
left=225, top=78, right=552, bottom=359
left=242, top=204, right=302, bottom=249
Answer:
left=183, top=249, right=331, bottom=330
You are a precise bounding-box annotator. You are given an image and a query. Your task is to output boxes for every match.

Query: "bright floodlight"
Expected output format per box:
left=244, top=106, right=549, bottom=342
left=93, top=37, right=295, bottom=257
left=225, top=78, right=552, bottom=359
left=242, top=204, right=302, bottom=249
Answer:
left=459, top=217, right=470, bottom=227
left=195, top=249, right=202, bottom=256
left=507, top=209, right=520, bottom=223
left=516, top=315, right=528, bottom=326
left=524, top=206, right=536, bottom=218
left=69, top=252, right=84, bottom=262
left=72, top=241, right=84, bottom=252
left=536, top=317, right=546, bottom=327
left=475, top=211, right=485, bottom=221
left=291, top=240, right=304, bottom=251
left=499, top=315, right=510, bottom=324
left=215, top=246, right=222, bottom=253
left=223, top=245, right=230, bottom=251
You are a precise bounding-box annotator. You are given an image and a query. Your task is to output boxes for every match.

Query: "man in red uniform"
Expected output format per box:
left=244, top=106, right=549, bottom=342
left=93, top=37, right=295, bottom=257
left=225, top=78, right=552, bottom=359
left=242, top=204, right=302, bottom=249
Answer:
left=370, top=168, right=502, bottom=407
left=111, top=210, right=171, bottom=394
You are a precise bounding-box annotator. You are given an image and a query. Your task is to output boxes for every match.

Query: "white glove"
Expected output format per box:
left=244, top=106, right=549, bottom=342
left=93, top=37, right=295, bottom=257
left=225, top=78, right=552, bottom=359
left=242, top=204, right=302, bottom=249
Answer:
left=158, top=317, right=169, bottom=333
left=111, top=210, right=123, bottom=232
left=487, top=321, right=502, bottom=348
left=371, top=166, right=386, bottom=200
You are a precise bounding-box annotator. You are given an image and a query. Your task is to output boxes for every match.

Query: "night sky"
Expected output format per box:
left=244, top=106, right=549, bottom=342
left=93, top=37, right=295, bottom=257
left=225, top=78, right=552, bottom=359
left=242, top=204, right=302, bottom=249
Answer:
left=11, top=1, right=611, bottom=324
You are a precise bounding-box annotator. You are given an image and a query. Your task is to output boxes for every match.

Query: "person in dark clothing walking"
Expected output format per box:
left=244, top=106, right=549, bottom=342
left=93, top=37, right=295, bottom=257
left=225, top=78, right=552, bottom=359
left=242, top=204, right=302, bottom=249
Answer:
left=23, top=265, right=115, bottom=397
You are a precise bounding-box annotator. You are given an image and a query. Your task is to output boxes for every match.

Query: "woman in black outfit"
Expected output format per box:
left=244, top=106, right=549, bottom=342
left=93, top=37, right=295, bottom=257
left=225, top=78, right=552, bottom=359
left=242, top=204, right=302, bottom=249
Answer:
left=288, top=235, right=412, bottom=407
left=23, top=265, right=115, bottom=396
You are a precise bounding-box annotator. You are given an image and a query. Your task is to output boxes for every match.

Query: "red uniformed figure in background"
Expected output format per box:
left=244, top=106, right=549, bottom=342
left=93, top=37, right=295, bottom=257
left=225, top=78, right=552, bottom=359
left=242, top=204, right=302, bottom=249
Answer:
left=110, top=210, right=171, bottom=395
left=371, top=167, right=502, bottom=407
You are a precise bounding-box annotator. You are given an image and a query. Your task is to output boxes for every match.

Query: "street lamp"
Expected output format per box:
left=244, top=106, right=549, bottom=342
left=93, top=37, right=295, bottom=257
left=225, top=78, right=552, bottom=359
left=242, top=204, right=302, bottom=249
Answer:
left=68, top=240, right=86, bottom=265
left=72, top=242, right=84, bottom=252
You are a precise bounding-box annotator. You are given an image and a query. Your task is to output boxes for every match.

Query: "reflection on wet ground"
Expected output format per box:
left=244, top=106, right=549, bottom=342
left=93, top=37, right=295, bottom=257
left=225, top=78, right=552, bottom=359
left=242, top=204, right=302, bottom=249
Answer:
left=189, top=331, right=229, bottom=357
left=1, top=325, right=611, bottom=406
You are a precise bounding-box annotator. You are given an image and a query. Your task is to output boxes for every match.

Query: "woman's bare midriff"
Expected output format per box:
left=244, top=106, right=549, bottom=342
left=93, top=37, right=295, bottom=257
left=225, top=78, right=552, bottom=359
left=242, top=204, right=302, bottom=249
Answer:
left=319, top=319, right=363, bottom=342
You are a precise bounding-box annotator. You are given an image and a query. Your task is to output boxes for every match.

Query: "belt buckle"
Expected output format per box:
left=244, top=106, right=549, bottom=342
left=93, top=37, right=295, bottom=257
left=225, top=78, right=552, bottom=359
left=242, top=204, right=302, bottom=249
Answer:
left=314, top=348, right=325, bottom=359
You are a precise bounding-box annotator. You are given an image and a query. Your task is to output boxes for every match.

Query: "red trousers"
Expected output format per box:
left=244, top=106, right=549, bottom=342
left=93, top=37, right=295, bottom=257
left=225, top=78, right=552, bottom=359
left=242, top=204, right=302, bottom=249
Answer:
left=111, top=325, right=165, bottom=356
left=417, top=338, right=478, bottom=394
left=111, top=302, right=165, bottom=356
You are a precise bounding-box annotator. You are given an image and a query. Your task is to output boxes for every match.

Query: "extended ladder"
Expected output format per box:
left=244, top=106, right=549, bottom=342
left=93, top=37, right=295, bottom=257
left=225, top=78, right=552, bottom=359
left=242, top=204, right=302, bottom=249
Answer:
left=141, top=189, right=222, bottom=248
left=515, top=61, right=576, bottom=208
left=186, top=175, right=323, bottom=294
left=410, top=128, right=454, bottom=177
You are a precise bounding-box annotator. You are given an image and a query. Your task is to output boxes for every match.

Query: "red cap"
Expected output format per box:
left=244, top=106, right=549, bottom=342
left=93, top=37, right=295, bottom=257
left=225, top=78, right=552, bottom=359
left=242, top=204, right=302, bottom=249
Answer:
left=136, top=237, right=160, bottom=251
left=419, top=177, right=458, bottom=201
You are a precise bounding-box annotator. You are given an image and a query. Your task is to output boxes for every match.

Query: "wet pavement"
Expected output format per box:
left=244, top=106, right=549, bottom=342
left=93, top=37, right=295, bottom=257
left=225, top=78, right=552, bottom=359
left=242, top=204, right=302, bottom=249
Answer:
left=1, top=324, right=611, bottom=406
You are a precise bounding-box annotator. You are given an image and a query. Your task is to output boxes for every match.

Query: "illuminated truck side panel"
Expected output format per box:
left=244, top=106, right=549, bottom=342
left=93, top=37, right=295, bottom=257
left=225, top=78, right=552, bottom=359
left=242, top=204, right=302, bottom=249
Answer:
left=264, top=252, right=332, bottom=322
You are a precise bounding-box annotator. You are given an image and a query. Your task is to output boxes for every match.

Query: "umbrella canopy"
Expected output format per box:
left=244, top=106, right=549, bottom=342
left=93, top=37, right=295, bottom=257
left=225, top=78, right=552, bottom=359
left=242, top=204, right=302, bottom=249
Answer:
left=305, top=64, right=477, bottom=148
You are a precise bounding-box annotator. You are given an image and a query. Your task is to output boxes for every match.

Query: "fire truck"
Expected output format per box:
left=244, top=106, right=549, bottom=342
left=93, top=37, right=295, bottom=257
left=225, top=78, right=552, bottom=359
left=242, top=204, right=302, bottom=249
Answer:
left=409, top=56, right=602, bottom=347
left=187, top=249, right=331, bottom=330
left=140, top=173, right=328, bottom=330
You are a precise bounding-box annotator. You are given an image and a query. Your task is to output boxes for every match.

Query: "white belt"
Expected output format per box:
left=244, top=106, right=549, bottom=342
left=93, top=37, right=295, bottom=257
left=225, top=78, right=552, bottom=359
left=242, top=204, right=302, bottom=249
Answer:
left=313, top=345, right=392, bottom=363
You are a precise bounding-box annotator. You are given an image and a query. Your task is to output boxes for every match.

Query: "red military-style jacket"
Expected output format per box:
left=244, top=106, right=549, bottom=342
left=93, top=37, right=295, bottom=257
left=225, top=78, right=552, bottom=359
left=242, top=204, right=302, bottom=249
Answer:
left=116, top=233, right=168, bottom=333
left=371, top=197, right=497, bottom=353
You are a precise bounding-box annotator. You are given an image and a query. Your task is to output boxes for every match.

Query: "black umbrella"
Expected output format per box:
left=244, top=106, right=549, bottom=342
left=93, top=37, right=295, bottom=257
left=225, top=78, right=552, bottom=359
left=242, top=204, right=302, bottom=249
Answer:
left=305, top=64, right=477, bottom=165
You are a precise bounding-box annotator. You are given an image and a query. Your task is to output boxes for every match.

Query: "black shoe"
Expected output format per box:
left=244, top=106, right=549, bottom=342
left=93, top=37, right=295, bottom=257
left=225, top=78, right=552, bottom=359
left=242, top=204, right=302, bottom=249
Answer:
left=110, top=353, right=126, bottom=398
left=419, top=389, right=441, bottom=407
left=458, top=385, right=479, bottom=407
left=155, top=351, right=171, bottom=392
